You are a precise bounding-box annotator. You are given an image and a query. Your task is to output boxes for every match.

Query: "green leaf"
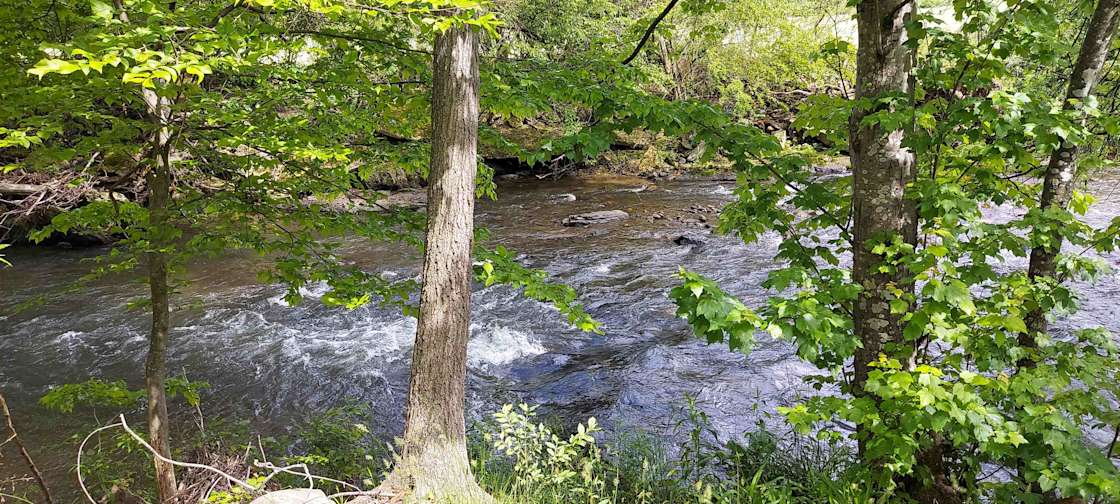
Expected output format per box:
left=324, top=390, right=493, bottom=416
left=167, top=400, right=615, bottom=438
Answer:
left=1002, top=315, right=1027, bottom=334
left=90, top=0, right=113, bottom=21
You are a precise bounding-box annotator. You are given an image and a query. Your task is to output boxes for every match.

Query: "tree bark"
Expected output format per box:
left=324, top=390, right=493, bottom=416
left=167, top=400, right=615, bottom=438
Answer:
left=849, top=0, right=952, bottom=501
left=849, top=0, right=917, bottom=404
left=378, top=22, right=491, bottom=503
left=1022, top=0, right=1119, bottom=351
left=1017, top=1, right=1118, bottom=498
left=142, top=87, right=177, bottom=503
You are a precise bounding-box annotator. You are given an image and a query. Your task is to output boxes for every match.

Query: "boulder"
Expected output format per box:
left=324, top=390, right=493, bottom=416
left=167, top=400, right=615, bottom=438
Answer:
left=250, top=489, right=332, bottom=504
left=562, top=210, right=629, bottom=227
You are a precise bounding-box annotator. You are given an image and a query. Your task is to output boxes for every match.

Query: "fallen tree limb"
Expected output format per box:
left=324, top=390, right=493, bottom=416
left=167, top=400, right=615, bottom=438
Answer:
left=0, top=183, right=47, bottom=197
left=0, top=391, right=53, bottom=504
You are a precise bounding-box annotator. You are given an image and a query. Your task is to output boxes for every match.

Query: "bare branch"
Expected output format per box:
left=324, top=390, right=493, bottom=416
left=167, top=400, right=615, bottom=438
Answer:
left=0, top=392, right=53, bottom=504
left=622, top=0, right=680, bottom=65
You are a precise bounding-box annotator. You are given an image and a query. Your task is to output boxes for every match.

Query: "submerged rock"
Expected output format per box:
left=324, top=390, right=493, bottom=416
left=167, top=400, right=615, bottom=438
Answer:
left=562, top=210, right=629, bottom=226
left=250, top=489, right=331, bottom=504
left=673, top=234, right=706, bottom=247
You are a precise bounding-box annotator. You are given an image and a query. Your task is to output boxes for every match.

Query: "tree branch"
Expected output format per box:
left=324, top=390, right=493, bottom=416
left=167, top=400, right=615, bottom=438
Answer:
left=0, top=391, right=53, bottom=504
left=622, top=0, right=680, bottom=65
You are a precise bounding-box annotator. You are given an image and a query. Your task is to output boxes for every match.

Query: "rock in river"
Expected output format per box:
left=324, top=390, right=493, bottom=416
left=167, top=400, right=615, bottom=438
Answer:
left=562, top=210, right=629, bottom=226
left=673, top=234, right=706, bottom=247
left=549, top=193, right=577, bottom=202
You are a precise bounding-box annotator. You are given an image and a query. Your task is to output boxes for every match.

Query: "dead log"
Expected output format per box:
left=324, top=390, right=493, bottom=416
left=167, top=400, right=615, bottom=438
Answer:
left=0, top=182, right=47, bottom=197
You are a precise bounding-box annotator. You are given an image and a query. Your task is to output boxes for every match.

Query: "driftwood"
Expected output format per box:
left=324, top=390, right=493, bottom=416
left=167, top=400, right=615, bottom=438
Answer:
left=0, top=391, right=53, bottom=504
left=0, top=175, right=109, bottom=243
left=0, top=183, right=47, bottom=197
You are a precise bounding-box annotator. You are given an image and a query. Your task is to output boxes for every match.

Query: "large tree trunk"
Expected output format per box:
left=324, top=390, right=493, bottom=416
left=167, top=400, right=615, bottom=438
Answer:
left=378, top=23, right=490, bottom=503
left=849, top=0, right=953, bottom=501
left=1022, top=0, right=1119, bottom=350
left=849, top=0, right=917, bottom=408
left=142, top=87, right=177, bottom=503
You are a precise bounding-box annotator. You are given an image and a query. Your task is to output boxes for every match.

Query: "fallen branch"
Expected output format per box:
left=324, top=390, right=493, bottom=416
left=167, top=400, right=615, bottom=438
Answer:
left=0, top=183, right=47, bottom=197
left=0, top=391, right=53, bottom=504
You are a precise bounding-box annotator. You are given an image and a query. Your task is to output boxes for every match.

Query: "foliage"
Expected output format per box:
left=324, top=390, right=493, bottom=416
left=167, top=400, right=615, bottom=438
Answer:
left=39, top=377, right=210, bottom=415
left=278, top=404, right=387, bottom=492
left=470, top=402, right=878, bottom=504
left=40, top=379, right=144, bottom=414
left=668, top=0, right=1120, bottom=500
left=482, top=404, right=608, bottom=501
left=205, top=476, right=267, bottom=504
left=476, top=245, right=602, bottom=333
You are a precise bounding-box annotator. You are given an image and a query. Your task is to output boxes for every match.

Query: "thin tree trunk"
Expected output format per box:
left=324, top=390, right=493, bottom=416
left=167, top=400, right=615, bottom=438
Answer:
left=0, top=391, right=54, bottom=504
left=377, top=22, right=491, bottom=503
left=141, top=87, right=177, bottom=503
left=1022, top=0, right=1119, bottom=352
left=113, top=0, right=177, bottom=497
left=1017, top=1, right=1118, bottom=499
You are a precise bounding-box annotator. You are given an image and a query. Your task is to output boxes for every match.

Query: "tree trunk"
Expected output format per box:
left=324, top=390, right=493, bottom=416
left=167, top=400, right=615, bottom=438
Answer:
left=848, top=0, right=954, bottom=501
left=1022, top=0, right=1119, bottom=351
left=849, top=0, right=917, bottom=407
left=378, top=23, right=490, bottom=503
left=1017, top=0, right=1118, bottom=498
left=142, top=87, right=177, bottom=503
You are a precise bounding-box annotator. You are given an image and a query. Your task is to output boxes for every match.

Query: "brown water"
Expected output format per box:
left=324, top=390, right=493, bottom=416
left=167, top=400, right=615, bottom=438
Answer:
left=2, top=174, right=1119, bottom=492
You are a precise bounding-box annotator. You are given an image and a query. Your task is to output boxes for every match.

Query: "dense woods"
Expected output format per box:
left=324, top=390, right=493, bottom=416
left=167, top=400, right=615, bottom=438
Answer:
left=2, top=0, right=1120, bottom=503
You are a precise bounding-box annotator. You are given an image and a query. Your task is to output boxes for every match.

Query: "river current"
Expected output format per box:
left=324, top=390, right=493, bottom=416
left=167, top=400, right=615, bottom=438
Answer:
left=2, top=173, right=1118, bottom=484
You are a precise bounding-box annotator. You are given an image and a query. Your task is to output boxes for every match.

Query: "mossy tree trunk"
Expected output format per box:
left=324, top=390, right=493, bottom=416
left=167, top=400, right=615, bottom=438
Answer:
left=848, top=0, right=960, bottom=502
left=1017, top=0, right=1118, bottom=498
left=849, top=0, right=917, bottom=414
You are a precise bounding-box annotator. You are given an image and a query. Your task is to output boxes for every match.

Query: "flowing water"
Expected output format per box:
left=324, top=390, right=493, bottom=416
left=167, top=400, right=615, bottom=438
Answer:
left=2, top=174, right=1119, bottom=485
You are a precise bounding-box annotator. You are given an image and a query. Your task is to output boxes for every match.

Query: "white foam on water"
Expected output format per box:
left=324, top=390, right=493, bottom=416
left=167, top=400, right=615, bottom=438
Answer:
left=714, top=185, right=733, bottom=195
left=468, top=324, right=546, bottom=368
left=267, top=281, right=332, bottom=306
left=270, top=316, right=544, bottom=372
left=342, top=318, right=417, bottom=364
left=56, top=330, right=82, bottom=344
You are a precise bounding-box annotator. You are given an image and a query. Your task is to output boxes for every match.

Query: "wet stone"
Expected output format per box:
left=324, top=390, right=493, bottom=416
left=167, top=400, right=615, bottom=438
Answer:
left=548, top=193, right=577, bottom=202
left=562, top=210, right=630, bottom=226
left=673, top=234, right=706, bottom=247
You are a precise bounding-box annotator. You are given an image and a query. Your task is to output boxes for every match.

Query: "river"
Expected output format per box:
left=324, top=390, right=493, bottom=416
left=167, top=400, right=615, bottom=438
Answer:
left=1, top=173, right=1118, bottom=489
